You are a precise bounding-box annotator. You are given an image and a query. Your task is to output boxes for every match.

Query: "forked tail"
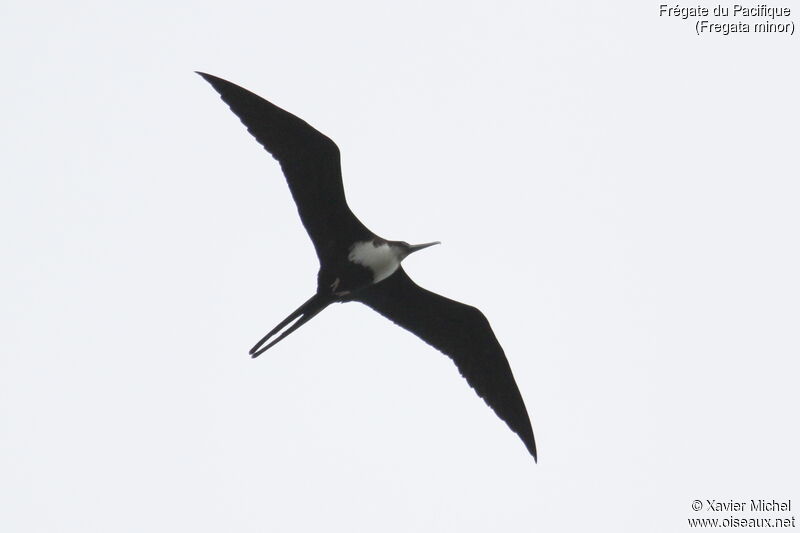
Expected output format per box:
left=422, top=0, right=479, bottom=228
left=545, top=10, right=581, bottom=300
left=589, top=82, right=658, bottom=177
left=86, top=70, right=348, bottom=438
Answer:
left=249, top=293, right=332, bottom=358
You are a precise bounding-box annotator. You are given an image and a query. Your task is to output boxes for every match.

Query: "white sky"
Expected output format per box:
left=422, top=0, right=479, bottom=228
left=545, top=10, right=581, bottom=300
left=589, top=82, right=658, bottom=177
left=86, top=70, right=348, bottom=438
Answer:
left=2, top=1, right=798, bottom=531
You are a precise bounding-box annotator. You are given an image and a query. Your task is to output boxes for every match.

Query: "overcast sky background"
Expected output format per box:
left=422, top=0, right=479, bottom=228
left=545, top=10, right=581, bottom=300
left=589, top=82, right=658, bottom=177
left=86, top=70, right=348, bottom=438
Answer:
left=2, top=1, right=798, bottom=531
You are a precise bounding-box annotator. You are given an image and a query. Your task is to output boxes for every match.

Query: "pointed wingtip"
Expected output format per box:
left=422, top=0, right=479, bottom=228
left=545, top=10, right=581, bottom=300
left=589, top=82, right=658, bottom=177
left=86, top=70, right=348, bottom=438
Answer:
left=523, top=433, right=538, bottom=463
left=195, top=71, right=214, bottom=82
left=195, top=72, right=225, bottom=87
left=527, top=442, right=538, bottom=463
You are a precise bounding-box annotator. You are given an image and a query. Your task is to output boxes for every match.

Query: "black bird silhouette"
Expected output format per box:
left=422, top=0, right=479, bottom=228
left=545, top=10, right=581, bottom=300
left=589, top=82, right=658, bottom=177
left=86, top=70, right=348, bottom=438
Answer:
left=197, top=72, right=537, bottom=460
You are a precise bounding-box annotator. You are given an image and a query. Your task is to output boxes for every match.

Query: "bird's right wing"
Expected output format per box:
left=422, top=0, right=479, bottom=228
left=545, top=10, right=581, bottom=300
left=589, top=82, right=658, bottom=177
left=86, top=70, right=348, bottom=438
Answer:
left=353, top=267, right=537, bottom=460
left=197, top=72, right=371, bottom=263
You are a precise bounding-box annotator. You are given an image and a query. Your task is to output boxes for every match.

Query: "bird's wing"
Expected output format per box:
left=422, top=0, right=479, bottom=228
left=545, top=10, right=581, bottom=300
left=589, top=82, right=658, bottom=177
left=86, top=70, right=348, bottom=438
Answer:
left=353, top=267, right=537, bottom=460
left=197, top=72, right=371, bottom=263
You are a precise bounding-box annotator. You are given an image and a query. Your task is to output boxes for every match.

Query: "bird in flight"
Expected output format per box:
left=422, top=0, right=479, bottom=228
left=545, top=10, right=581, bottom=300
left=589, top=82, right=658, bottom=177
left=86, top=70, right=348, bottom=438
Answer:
left=197, top=72, right=537, bottom=460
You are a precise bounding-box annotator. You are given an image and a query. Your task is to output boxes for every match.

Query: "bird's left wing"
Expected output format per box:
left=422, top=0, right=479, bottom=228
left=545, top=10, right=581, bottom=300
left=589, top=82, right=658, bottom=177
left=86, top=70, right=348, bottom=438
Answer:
left=196, top=72, right=371, bottom=264
left=353, top=267, right=537, bottom=460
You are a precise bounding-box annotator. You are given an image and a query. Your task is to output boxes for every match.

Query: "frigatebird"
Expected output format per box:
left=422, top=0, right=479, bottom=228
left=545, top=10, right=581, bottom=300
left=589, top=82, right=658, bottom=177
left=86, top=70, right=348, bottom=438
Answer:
left=197, top=72, right=537, bottom=460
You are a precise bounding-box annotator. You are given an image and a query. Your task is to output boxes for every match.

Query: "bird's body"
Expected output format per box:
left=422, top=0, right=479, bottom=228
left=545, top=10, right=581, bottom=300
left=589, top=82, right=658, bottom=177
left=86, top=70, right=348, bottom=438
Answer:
left=347, top=239, right=403, bottom=284
left=325, top=238, right=409, bottom=296
left=198, top=72, right=538, bottom=460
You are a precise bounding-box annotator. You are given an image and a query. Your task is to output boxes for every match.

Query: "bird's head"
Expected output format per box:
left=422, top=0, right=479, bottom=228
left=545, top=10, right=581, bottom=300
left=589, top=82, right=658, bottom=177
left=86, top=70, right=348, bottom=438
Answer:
left=394, top=240, right=441, bottom=260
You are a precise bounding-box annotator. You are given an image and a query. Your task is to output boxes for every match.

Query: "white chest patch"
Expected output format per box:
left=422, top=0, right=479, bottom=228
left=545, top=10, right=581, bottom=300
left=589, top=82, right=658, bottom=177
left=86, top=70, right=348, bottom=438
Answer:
left=348, top=241, right=401, bottom=283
